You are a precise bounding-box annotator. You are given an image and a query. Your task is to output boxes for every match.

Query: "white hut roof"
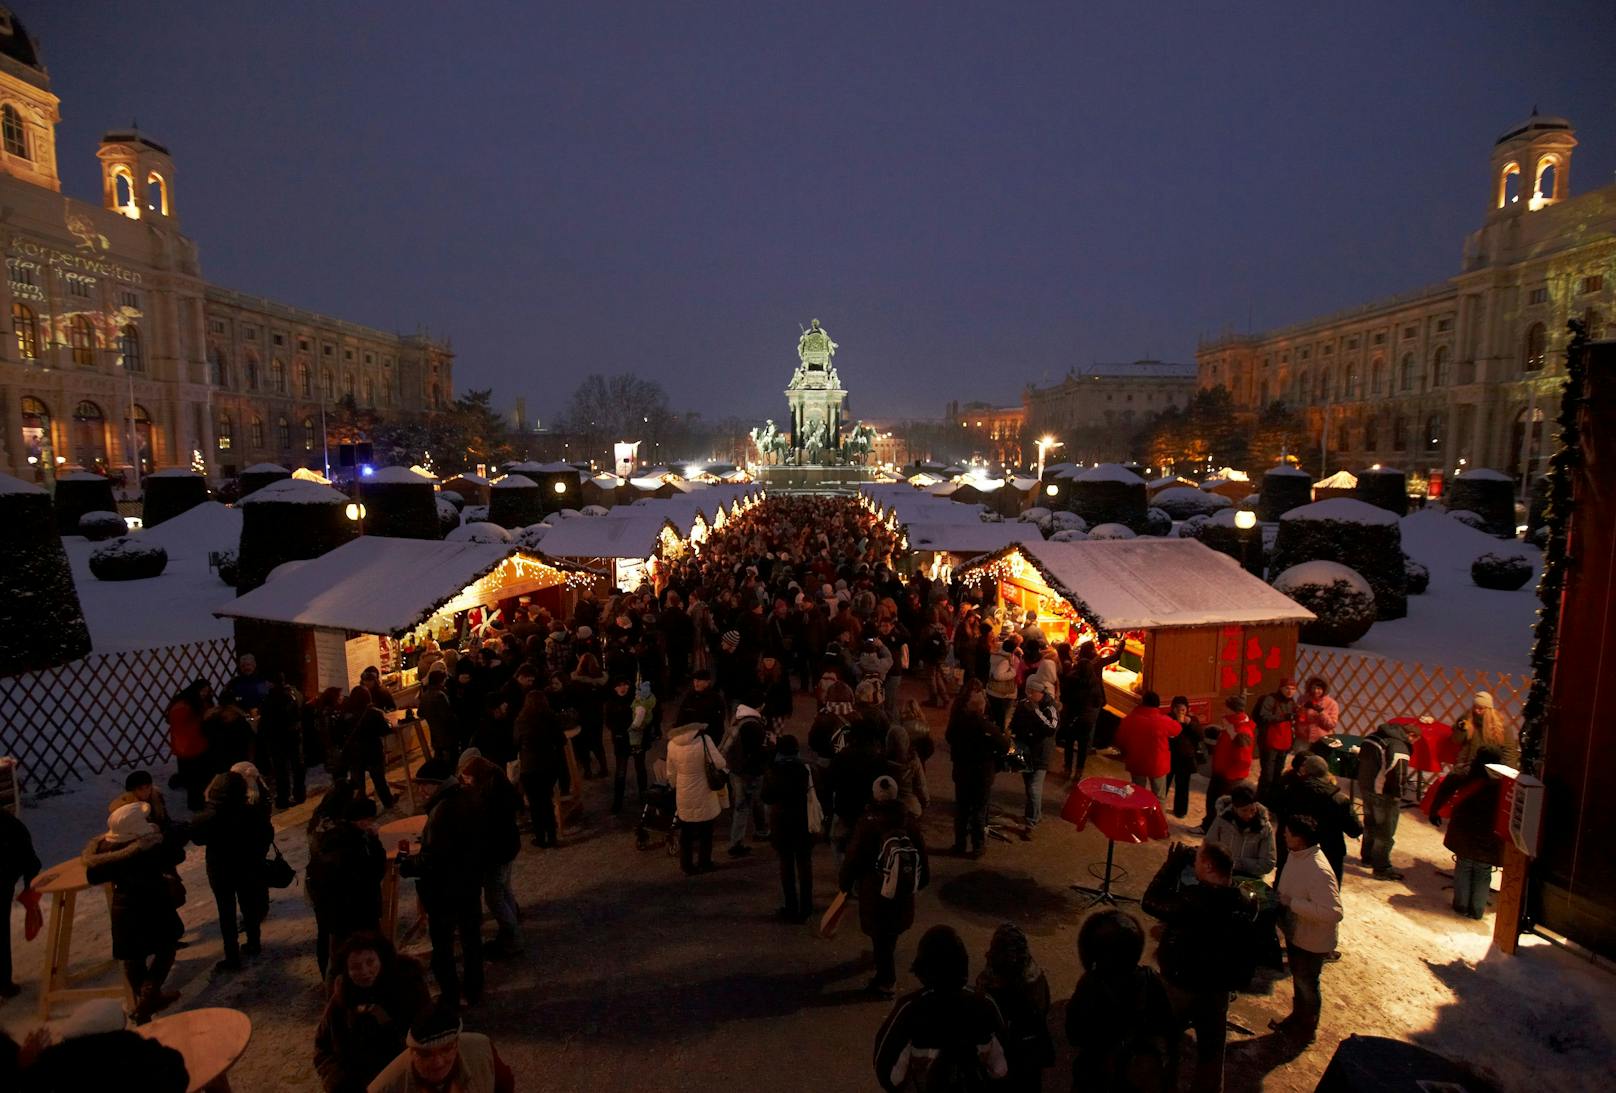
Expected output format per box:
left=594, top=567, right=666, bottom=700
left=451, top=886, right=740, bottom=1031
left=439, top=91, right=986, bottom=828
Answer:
left=903, top=522, right=1031, bottom=554
left=238, top=478, right=347, bottom=505
left=537, top=514, right=678, bottom=559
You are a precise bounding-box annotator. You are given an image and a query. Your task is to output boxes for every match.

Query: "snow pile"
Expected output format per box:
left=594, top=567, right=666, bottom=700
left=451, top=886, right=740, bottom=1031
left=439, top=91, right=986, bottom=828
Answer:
left=446, top=522, right=513, bottom=544
left=1281, top=497, right=1399, bottom=526
left=239, top=478, right=346, bottom=506
left=1076, top=463, right=1146, bottom=485
left=1087, top=523, right=1136, bottom=540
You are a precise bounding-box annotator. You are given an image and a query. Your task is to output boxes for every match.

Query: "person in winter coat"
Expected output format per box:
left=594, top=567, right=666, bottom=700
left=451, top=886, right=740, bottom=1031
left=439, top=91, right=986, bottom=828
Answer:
left=567, top=653, right=610, bottom=778
left=760, top=734, right=816, bottom=922
left=985, top=636, right=1021, bottom=729
left=675, top=669, right=726, bottom=739
left=305, top=784, right=385, bottom=978
left=1430, top=746, right=1506, bottom=919
left=603, top=677, right=639, bottom=814
left=1356, top=721, right=1413, bottom=880
left=83, top=802, right=187, bottom=1023
left=165, top=679, right=213, bottom=810
left=1294, top=677, right=1339, bottom=746
left=829, top=719, right=888, bottom=869
left=874, top=926, right=1009, bottom=1092
left=0, top=808, right=40, bottom=997
left=1166, top=696, right=1204, bottom=819
left=1274, top=754, right=1361, bottom=885
left=312, top=932, right=432, bottom=1093
left=1114, top=691, right=1181, bottom=800
left=1009, top=678, right=1061, bottom=837
left=1272, top=815, right=1343, bottom=1043
left=1252, top=678, right=1299, bottom=797
left=947, top=690, right=1005, bottom=856
left=974, top=923, right=1053, bottom=1092
left=189, top=771, right=273, bottom=971
left=724, top=703, right=774, bottom=856
left=1061, top=641, right=1118, bottom=778
left=339, top=687, right=395, bottom=809
left=839, top=776, right=930, bottom=997
left=1204, top=783, right=1275, bottom=878
left=107, top=770, right=173, bottom=831
left=459, top=754, right=523, bottom=958
left=1452, top=692, right=1520, bottom=772
left=1198, top=696, right=1256, bottom=834
left=367, top=1003, right=516, bottom=1093
left=1065, top=909, right=1176, bottom=1093
left=201, top=701, right=255, bottom=781
left=402, top=778, right=485, bottom=1007
left=513, top=689, right=568, bottom=848
left=665, top=721, right=728, bottom=875
left=755, top=653, right=795, bottom=730
left=884, top=716, right=929, bottom=819
left=416, top=669, right=460, bottom=765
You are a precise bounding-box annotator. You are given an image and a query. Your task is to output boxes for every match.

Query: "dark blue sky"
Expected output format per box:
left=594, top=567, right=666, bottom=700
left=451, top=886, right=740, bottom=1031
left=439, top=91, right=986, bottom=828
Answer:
left=35, top=2, right=1616, bottom=420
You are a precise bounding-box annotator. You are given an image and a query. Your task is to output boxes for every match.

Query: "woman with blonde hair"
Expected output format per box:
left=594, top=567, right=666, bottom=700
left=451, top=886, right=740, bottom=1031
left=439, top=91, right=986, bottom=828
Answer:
left=1452, top=692, right=1519, bottom=771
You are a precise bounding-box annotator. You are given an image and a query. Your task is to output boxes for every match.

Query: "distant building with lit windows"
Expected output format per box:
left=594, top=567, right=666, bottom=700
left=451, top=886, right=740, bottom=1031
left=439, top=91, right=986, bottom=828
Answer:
left=1196, top=113, right=1613, bottom=485
left=1021, top=362, right=1196, bottom=464
left=0, top=8, right=451, bottom=484
left=944, top=401, right=1025, bottom=467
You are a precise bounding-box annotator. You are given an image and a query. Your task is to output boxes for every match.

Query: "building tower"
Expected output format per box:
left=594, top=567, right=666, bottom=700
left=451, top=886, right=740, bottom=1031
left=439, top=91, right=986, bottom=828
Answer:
left=97, top=129, right=179, bottom=224
left=0, top=7, right=60, bottom=192
left=1490, top=110, right=1576, bottom=216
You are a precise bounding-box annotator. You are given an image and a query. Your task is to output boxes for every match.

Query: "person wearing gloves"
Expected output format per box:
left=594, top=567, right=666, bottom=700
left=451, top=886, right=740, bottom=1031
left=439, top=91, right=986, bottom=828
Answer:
left=1271, top=815, right=1343, bottom=1043
left=1294, top=677, right=1340, bottom=746
left=82, top=802, right=188, bottom=1023
left=665, top=721, right=728, bottom=875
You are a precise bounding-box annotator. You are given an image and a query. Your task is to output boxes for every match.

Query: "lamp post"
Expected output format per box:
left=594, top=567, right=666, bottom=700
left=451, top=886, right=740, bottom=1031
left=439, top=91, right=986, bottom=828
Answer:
left=345, top=501, right=366, bottom=536
left=1036, top=435, right=1061, bottom=482
left=1234, top=508, right=1261, bottom=576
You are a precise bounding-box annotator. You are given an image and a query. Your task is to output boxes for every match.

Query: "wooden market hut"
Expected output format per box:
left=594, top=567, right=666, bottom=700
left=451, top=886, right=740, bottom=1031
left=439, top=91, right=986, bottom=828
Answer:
left=536, top=513, right=685, bottom=593
left=440, top=473, right=491, bottom=507
left=901, top=521, right=1032, bottom=579
left=216, top=537, right=593, bottom=701
left=956, top=538, right=1314, bottom=721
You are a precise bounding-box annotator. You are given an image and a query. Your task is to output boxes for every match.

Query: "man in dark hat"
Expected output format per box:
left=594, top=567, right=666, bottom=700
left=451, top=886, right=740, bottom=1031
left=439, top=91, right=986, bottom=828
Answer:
left=368, top=1002, right=515, bottom=1093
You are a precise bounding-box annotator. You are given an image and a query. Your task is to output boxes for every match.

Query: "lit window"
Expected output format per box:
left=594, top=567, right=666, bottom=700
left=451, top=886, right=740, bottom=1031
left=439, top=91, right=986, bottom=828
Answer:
left=1, top=104, right=27, bottom=159
left=217, top=414, right=233, bottom=451
left=13, top=302, right=37, bottom=358
left=302, top=417, right=315, bottom=450
left=119, top=325, right=142, bottom=372
left=69, top=316, right=96, bottom=366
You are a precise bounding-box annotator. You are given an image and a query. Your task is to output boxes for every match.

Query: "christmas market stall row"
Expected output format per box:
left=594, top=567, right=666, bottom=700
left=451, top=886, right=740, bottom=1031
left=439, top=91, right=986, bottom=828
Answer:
left=956, top=538, right=1316, bottom=722
left=215, top=537, right=598, bottom=702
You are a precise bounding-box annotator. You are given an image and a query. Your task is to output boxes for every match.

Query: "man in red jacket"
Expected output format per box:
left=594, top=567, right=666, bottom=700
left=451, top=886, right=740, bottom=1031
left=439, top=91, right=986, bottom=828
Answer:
left=1114, top=691, right=1180, bottom=799
left=1197, top=696, right=1255, bottom=835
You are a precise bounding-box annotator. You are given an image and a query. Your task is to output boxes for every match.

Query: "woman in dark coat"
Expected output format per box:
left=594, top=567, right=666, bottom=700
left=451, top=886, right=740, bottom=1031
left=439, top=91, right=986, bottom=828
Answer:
left=947, top=690, right=1004, bottom=857
left=305, top=783, right=386, bottom=978
left=83, top=802, right=188, bottom=1023
left=313, top=931, right=432, bottom=1093
left=340, top=687, right=396, bottom=808
left=189, top=770, right=273, bottom=971
left=838, top=776, right=930, bottom=997
left=761, top=734, right=816, bottom=922
left=514, top=689, right=569, bottom=847
left=567, top=652, right=610, bottom=778
left=1431, top=746, right=1506, bottom=920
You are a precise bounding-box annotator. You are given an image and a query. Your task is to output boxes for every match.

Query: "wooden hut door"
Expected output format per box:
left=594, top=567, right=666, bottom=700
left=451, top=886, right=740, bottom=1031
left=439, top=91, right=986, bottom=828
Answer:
left=1215, top=624, right=1295, bottom=700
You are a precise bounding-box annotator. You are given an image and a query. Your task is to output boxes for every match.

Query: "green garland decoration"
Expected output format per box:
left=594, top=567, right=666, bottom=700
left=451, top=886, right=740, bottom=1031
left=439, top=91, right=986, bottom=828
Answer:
left=1518, top=319, right=1587, bottom=770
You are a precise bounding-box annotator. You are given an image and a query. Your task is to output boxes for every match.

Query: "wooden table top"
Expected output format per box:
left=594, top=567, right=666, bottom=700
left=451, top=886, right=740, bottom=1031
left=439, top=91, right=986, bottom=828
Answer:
left=379, top=813, right=427, bottom=859
left=135, top=1007, right=253, bottom=1093
left=34, top=857, right=93, bottom=895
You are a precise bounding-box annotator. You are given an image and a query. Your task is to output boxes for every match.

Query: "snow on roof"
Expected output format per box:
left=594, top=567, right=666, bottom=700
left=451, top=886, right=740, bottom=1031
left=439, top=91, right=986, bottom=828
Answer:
left=366, top=466, right=436, bottom=484
left=0, top=471, right=46, bottom=496
left=215, top=537, right=564, bottom=634
left=58, top=471, right=109, bottom=482
left=1011, top=476, right=1039, bottom=491
left=147, top=467, right=203, bottom=478
left=589, top=474, right=624, bottom=487
left=1146, top=476, right=1196, bottom=492
left=925, top=482, right=960, bottom=496
left=492, top=474, right=538, bottom=489
left=537, top=514, right=677, bottom=559
left=1358, top=466, right=1405, bottom=476
left=1454, top=468, right=1513, bottom=482
left=1315, top=470, right=1359, bottom=489
left=962, top=538, right=1315, bottom=631
left=444, top=472, right=491, bottom=486
left=902, top=522, right=1030, bottom=554
left=243, top=463, right=290, bottom=474
left=1281, top=497, right=1399, bottom=527
left=1264, top=465, right=1310, bottom=478
left=238, top=478, right=348, bottom=505
left=1076, top=463, right=1146, bottom=486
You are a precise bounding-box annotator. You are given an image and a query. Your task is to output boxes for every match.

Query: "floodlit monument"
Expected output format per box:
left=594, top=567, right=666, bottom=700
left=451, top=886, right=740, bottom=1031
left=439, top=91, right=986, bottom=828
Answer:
left=752, top=319, right=875, bottom=488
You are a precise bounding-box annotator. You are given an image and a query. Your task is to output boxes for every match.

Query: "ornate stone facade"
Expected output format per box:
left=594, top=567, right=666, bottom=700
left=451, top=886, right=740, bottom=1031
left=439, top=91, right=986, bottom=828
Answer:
left=1021, top=362, right=1196, bottom=465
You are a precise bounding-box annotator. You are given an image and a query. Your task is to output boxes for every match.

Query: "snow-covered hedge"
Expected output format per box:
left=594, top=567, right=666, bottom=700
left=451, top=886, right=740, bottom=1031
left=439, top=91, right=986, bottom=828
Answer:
left=1354, top=466, right=1409, bottom=517
left=1070, top=464, right=1148, bottom=533
left=1448, top=509, right=1488, bottom=531
left=142, top=469, right=208, bottom=528
left=360, top=471, right=440, bottom=540
left=446, top=521, right=514, bottom=544
left=1270, top=498, right=1406, bottom=620
left=1088, top=522, right=1136, bottom=540
left=1151, top=486, right=1230, bottom=520
left=515, top=522, right=551, bottom=551
left=489, top=475, right=543, bottom=528
left=78, top=510, right=128, bottom=541
left=1274, top=561, right=1377, bottom=647
left=89, top=536, right=169, bottom=581
left=1018, top=507, right=1053, bottom=533
left=1181, top=508, right=1252, bottom=564
left=53, top=472, right=117, bottom=535
left=436, top=496, right=462, bottom=538
left=236, top=479, right=354, bottom=595
left=239, top=464, right=292, bottom=500
left=1404, top=557, right=1430, bottom=596
left=463, top=504, right=490, bottom=524
left=1259, top=466, right=1312, bottom=522
left=1471, top=552, right=1533, bottom=592
left=215, top=548, right=239, bottom=587
left=1049, top=529, right=1088, bottom=542
left=1445, top=469, right=1515, bottom=538
left=1050, top=510, right=1087, bottom=533
left=1142, top=507, right=1172, bottom=537
left=438, top=489, right=465, bottom=512
left=1, top=474, right=92, bottom=672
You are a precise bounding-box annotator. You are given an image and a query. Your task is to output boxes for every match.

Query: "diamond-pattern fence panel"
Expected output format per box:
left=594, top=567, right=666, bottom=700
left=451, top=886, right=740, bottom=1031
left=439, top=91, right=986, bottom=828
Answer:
left=1295, top=645, right=1527, bottom=732
left=0, top=637, right=237, bottom=794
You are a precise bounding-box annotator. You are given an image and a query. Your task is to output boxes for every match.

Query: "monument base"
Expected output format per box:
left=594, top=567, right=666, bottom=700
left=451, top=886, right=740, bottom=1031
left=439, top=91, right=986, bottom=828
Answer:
left=757, top=464, right=875, bottom=492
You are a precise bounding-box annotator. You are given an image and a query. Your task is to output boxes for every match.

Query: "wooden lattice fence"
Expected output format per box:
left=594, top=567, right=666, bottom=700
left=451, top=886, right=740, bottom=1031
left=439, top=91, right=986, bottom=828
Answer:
left=1295, top=645, right=1527, bottom=732
left=0, top=637, right=237, bottom=794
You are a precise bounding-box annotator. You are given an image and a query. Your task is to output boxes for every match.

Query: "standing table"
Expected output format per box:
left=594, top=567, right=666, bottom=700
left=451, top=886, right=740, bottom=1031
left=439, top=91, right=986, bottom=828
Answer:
left=383, top=711, right=431, bottom=814
left=557, top=727, right=584, bottom=833
left=378, top=813, right=429, bottom=944
left=1061, top=777, right=1168, bottom=908
left=1397, top=717, right=1457, bottom=806
left=135, top=1007, right=253, bottom=1092
left=32, top=856, right=133, bottom=1019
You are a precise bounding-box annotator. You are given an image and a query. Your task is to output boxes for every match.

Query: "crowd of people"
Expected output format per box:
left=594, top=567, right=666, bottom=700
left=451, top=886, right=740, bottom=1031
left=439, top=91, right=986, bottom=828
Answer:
left=0, top=493, right=1526, bottom=1092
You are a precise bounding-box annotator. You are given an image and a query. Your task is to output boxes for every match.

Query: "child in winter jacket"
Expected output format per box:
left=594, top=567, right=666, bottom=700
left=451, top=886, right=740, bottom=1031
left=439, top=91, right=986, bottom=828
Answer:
left=629, top=681, right=657, bottom=750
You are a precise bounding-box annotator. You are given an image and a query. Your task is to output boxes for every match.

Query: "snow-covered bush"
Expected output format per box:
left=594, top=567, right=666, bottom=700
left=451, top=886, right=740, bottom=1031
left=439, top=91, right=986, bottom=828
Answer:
left=1449, top=509, right=1488, bottom=531
left=1070, top=464, right=1148, bottom=533
left=553, top=507, right=583, bottom=520
left=1274, top=561, right=1377, bottom=647
left=89, top=537, right=169, bottom=581
left=1, top=474, right=91, bottom=673
left=53, top=472, right=117, bottom=535
left=215, top=548, right=239, bottom=587
left=515, top=522, right=551, bottom=551
left=1018, top=507, right=1053, bottom=534
left=1151, top=486, right=1231, bottom=520
left=1270, top=498, right=1406, bottom=620
left=1445, top=469, right=1515, bottom=538
left=438, top=489, right=465, bottom=512
left=239, top=463, right=292, bottom=499
left=1471, top=552, right=1532, bottom=592
left=1354, top=466, right=1409, bottom=517
left=1142, top=507, right=1172, bottom=537
left=1050, top=510, right=1087, bottom=533
left=142, top=469, right=208, bottom=528
left=78, top=510, right=128, bottom=541
left=489, top=475, right=543, bottom=528
left=1529, top=526, right=1549, bottom=548
left=980, top=511, right=1003, bottom=523
left=1049, top=529, right=1088, bottom=542
left=1404, top=556, right=1430, bottom=596
left=463, top=505, right=490, bottom=524
left=446, top=521, right=513, bottom=544
left=436, top=496, right=461, bottom=538
left=579, top=504, right=609, bottom=517
left=1182, top=508, right=1255, bottom=564
left=1088, top=522, right=1136, bottom=540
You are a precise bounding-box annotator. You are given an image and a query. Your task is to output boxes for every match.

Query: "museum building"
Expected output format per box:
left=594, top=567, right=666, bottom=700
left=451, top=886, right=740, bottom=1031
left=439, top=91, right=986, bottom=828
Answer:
left=0, top=9, right=452, bottom=485
left=1196, top=114, right=1613, bottom=488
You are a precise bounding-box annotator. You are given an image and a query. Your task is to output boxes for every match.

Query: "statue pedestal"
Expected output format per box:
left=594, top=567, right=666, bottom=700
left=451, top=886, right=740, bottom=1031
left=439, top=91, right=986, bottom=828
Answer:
left=757, top=464, right=874, bottom=492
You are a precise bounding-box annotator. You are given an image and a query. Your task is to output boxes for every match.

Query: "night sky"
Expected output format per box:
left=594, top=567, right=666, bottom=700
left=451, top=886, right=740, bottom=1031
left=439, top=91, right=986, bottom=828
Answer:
left=34, top=2, right=1616, bottom=421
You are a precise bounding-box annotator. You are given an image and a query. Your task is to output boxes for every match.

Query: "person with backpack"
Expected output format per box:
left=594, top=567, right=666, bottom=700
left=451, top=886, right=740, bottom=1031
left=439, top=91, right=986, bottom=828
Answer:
left=1009, top=678, right=1061, bottom=839
left=839, top=775, right=930, bottom=998
left=1356, top=721, right=1413, bottom=881
left=974, top=923, right=1053, bottom=1092
left=1142, top=841, right=1259, bottom=1093
left=761, top=734, right=818, bottom=923
left=724, top=703, right=775, bottom=857
left=1065, top=909, right=1176, bottom=1093
left=873, top=925, right=1008, bottom=1091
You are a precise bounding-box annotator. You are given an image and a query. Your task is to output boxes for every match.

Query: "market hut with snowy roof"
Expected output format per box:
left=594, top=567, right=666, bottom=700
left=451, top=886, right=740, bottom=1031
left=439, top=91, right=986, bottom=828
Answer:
left=580, top=472, right=627, bottom=509
left=216, top=537, right=596, bottom=701
left=440, top=472, right=491, bottom=507
left=956, top=538, right=1314, bottom=719
left=536, top=514, right=685, bottom=594
left=901, top=521, right=1032, bottom=582
left=359, top=466, right=441, bottom=540
left=1312, top=469, right=1358, bottom=501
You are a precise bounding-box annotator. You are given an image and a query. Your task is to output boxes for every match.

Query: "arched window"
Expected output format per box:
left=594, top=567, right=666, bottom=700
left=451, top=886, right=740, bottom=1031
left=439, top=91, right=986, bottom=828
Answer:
left=1399, top=353, right=1416, bottom=392
left=68, top=316, right=96, bottom=366
left=321, top=369, right=334, bottom=402
left=276, top=416, right=290, bottom=450
left=128, top=404, right=153, bottom=473
left=1424, top=413, right=1444, bottom=453
left=1343, top=364, right=1358, bottom=399
left=217, top=413, right=233, bottom=451
left=1499, top=161, right=1521, bottom=207
left=20, top=396, right=51, bottom=470
left=1392, top=415, right=1408, bottom=451
left=1, top=104, right=27, bottom=159
left=342, top=372, right=355, bottom=401
left=119, top=325, right=143, bottom=372
left=146, top=172, right=168, bottom=216
left=250, top=416, right=264, bottom=449
left=1523, top=322, right=1547, bottom=373
left=13, top=302, right=38, bottom=359
left=296, top=361, right=311, bottom=398
left=244, top=355, right=259, bottom=390
left=1584, top=309, right=1605, bottom=341
left=113, top=169, right=136, bottom=216
left=72, top=400, right=108, bottom=468
left=211, top=348, right=231, bottom=387
left=1370, top=358, right=1384, bottom=396
left=270, top=358, right=286, bottom=393
left=1363, top=415, right=1379, bottom=452
left=1430, top=345, right=1450, bottom=388
left=302, top=417, right=315, bottom=451
left=1535, top=157, right=1559, bottom=204
left=362, top=377, right=374, bottom=406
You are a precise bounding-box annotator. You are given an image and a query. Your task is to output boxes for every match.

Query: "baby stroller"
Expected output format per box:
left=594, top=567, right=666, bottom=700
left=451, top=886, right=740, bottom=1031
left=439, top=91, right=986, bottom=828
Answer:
left=636, top=758, right=679, bottom=855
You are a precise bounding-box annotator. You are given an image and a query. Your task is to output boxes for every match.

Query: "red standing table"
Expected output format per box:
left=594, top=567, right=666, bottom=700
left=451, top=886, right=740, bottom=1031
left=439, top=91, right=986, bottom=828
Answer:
left=1061, top=776, right=1169, bottom=907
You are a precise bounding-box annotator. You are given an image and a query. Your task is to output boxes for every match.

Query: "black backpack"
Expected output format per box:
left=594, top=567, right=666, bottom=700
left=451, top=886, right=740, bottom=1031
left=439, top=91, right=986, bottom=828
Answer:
left=877, top=829, right=921, bottom=899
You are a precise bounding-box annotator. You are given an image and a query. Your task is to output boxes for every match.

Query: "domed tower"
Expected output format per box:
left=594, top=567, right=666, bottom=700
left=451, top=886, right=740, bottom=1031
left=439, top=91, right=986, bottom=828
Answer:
left=97, top=129, right=179, bottom=224
left=0, top=6, right=61, bottom=192
left=1490, top=110, right=1576, bottom=216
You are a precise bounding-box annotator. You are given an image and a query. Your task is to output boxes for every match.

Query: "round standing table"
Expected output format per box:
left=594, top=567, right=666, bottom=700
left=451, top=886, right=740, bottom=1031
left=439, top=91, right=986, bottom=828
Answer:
left=378, top=813, right=428, bottom=944
left=32, top=856, right=132, bottom=1019
left=1061, top=777, right=1168, bottom=907
left=135, top=1007, right=253, bottom=1092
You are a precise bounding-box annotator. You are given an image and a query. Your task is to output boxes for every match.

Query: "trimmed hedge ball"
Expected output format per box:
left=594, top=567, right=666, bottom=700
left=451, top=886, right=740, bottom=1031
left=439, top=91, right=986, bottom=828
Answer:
left=515, top=523, right=551, bottom=551
left=436, top=496, right=461, bottom=537
left=1151, top=487, right=1231, bottom=520
left=1142, top=507, right=1172, bottom=537
left=1070, top=465, right=1148, bottom=532
left=1471, top=552, right=1533, bottom=592
left=0, top=475, right=92, bottom=673
left=1271, top=498, right=1406, bottom=620
left=215, top=548, right=239, bottom=587
left=1274, top=561, right=1377, bottom=647
left=1259, top=466, right=1313, bottom=522
left=54, top=473, right=118, bottom=535
left=463, top=504, right=490, bottom=524
left=1445, top=469, right=1516, bottom=538
left=89, top=537, right=169, bottom=581
left=438, top=490, right=465, bottom=511
left=1049, top=529, right=1088, bottom=542
left=446, top=521, right=514, bottom=544
left=142, top=470, right=209, bottom=528
left=78, top=510, right=128, bottom=541
left=1404, top=557, right=1430, bottom=595
left=1088, top=523, right=1136, bottom=540
left=1354, top=466, right=1409, bottom=517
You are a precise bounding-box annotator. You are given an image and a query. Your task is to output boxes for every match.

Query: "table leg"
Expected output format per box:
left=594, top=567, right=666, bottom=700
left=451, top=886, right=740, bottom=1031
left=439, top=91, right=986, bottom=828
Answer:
left=1070, top=840, right=1138, bottom=909
left=381, top=861, right=400, bottom=945
left=37, top=891, right=66, bottom=1019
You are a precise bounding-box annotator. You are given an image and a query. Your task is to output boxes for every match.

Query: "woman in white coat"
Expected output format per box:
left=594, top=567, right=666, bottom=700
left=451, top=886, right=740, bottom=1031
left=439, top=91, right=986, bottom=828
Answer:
left=665, top=721, right=728, bottom=874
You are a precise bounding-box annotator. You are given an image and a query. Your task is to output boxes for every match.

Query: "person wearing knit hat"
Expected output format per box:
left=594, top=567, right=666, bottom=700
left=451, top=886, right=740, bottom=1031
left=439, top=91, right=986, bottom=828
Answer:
left=106, top=770, right=173, bottom=831
left=368, top=1000, right=515, bottom=1093
left=1453, top=690, right=1518, bottom=773
left=1272, top=751, right=1362, bottom=892
left=83, top=800, right=186, bottom=1024
left=839, top=768, right=930, bottom=997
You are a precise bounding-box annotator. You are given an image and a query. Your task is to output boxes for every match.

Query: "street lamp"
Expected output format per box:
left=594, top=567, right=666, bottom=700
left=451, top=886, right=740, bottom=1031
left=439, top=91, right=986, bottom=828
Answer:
left=1233, top=509, right=1260, bottom=576
left=1035, top=435, right=1062, bottom=482
left=345, top=501, right=366, bottom=535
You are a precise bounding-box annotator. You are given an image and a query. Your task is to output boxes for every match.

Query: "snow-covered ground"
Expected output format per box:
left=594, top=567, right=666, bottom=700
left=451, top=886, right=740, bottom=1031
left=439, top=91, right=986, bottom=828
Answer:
left=63, top=502, right=240, bottom=652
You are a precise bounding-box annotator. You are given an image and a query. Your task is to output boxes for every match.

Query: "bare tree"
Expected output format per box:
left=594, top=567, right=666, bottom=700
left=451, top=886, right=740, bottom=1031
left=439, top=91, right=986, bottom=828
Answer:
left=559, top=374, right=680, bottom=467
